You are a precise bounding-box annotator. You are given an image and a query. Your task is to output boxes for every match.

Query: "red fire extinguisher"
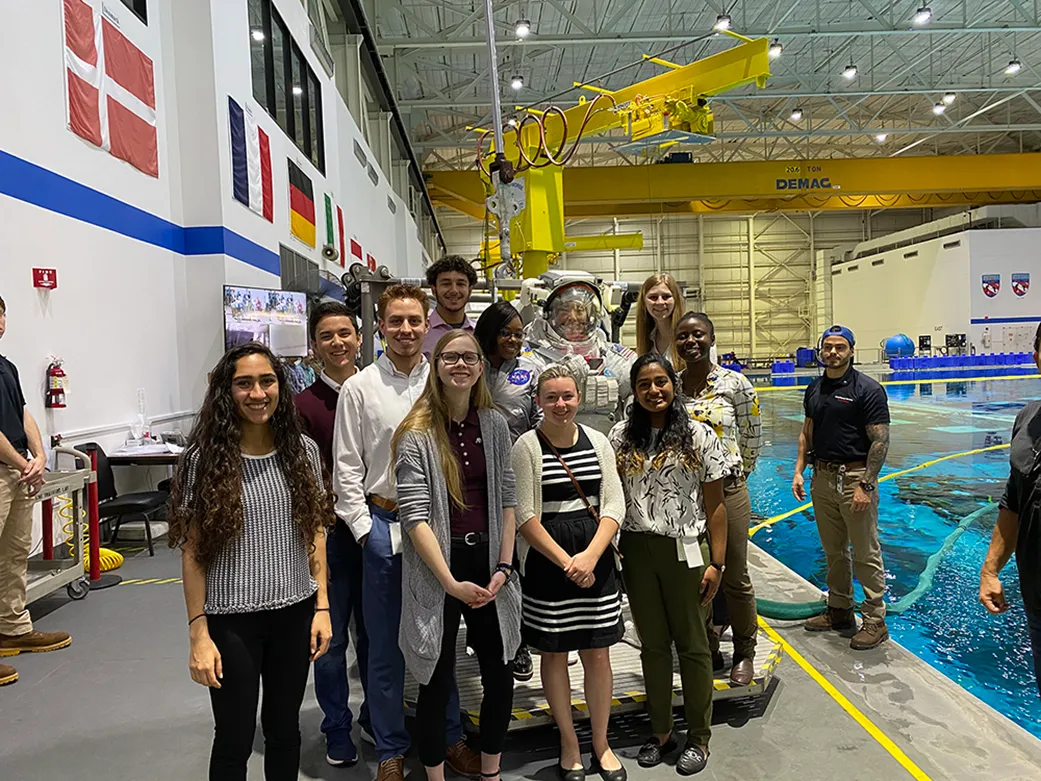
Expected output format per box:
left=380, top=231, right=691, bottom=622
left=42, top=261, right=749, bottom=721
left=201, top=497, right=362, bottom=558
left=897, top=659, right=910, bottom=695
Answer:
left=46, top=359, right=67, bottom=409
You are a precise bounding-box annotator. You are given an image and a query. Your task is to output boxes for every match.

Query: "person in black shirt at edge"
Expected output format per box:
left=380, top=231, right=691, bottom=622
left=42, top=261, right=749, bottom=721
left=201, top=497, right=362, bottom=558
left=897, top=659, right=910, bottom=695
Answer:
left=980, top=322, right=1041, bottom=696
left=792, top=325, right=892, bottom=650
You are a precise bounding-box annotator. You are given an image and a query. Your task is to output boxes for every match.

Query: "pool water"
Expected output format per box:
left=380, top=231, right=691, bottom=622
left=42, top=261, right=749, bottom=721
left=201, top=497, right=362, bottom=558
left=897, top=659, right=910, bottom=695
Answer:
left=747, top=376, right=1041, bottom=738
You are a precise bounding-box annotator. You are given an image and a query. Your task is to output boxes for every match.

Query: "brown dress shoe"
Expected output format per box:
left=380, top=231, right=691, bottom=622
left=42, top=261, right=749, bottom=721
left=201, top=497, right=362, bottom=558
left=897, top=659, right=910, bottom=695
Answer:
left=803, top=607, right=855, bottom=632
left=0, top=630, right=72, bottom=657
left=850, top=620, right=889, bottom=650
left=376, top=756, right=405, bottom=781
left=0, top=663, right=17, bottom=685
left=445, top=739, right=482, bottom=778
left=730, top=657, right=755, bottom=686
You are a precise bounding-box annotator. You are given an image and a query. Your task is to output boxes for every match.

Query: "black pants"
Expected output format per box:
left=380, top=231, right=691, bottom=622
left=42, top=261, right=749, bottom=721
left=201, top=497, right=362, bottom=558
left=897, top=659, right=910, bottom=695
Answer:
left=1027, top=606, right=1041, bottom=698
left=206, top=597, right=314, bottom=781
left=416, top=540, right=514, bottom=767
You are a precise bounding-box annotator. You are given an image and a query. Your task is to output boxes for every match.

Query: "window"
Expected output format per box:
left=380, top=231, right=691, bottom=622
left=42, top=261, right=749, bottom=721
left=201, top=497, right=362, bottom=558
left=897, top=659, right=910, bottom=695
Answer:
left=120, top=0, right=147, bottom=24
left=249, top=0, right=325, bottom=173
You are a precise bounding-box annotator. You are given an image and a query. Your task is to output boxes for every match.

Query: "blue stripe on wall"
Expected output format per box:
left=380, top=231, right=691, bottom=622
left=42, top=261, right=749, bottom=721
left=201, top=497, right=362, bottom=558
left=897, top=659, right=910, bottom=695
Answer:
left=0, top=148, right=279, bottom=274
left=970, top=317, right=1041, bottom=324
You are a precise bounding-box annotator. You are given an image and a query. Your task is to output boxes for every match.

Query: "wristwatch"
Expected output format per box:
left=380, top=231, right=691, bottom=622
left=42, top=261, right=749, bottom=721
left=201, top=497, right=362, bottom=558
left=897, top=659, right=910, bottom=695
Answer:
left=859, top=481, right=876, bottom=492
left=708, top=561, right=726, bottom=575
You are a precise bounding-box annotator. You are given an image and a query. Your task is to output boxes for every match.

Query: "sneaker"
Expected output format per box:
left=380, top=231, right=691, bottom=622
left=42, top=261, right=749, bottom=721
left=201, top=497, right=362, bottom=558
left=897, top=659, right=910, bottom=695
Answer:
left=850, top=619, right=889, bottom=650
left=675, top=743, right=709, bottom=776
left=445, top=739, right=482, bottom=779
left=0, top=663, right=17, bottom=686
left=360, top=726, right=376, bottom=746
left=326, top=733, right=359, bottom=767
left=376, top=756, right=404, bottom=781
left=0, top=629, right=72, bottom=657
left=803, top=607, right=856, bottom=633
left=513, top=644, right=534, bottom=682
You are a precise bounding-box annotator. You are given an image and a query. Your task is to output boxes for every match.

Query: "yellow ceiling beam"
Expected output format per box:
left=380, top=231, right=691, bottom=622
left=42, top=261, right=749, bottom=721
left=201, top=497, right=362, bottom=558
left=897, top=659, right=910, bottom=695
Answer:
left=427, top=153, right=1041, bottom=218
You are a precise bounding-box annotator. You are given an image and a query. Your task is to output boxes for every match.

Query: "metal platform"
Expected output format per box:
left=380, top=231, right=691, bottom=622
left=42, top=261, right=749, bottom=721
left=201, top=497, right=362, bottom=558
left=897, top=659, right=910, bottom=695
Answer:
left=404, top=619, right=782, bottom=731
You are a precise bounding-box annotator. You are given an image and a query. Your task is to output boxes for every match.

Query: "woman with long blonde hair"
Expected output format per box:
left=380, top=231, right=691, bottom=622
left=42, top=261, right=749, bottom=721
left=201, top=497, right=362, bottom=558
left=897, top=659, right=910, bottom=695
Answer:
left=635, top=273, right=685, bottom=368
left=392, top=330, right=521, bottom=781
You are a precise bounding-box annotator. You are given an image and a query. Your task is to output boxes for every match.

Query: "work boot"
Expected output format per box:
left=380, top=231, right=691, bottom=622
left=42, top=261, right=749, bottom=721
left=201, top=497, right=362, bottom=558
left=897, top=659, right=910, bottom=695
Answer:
left=0, top=629, right=72, bottom=657
left=0, top=663, right=17, bottom=685
left=850, top=619, right=889, bottom=650
left=376, top=756, right=404, bottom=781
left=803, top=607, right=856, bottom=632
left=445, top=739, right=482, bottom=779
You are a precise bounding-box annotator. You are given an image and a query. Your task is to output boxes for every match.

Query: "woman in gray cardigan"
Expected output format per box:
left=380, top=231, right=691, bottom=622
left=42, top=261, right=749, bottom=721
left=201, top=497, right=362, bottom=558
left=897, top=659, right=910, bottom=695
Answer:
left=393, top=330, right=522, bottom=781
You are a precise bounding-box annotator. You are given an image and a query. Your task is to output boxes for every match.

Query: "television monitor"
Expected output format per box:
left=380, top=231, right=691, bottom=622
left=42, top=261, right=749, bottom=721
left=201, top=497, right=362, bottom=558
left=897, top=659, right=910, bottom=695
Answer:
left=223, top=286, right=309, bottom=357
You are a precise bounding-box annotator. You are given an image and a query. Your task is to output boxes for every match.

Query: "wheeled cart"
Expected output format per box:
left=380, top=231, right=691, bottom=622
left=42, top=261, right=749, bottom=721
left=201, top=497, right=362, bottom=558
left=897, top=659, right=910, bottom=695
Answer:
left=25, top=447, right=95, bottom=605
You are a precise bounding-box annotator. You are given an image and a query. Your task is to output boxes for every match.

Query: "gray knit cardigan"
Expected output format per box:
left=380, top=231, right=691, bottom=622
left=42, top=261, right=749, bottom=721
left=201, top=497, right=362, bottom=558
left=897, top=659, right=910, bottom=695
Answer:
left=395, top=407, right=522, bottom=686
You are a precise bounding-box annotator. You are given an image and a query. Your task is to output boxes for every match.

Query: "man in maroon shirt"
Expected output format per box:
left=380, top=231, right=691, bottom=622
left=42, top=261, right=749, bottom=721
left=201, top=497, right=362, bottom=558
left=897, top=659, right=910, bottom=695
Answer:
left=294, top=301, right=370, bottom=767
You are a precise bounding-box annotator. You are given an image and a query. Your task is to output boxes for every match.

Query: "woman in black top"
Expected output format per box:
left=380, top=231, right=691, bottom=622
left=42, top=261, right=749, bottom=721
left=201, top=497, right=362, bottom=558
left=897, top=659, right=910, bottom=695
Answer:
left=168, top=343, right=334, bottom=781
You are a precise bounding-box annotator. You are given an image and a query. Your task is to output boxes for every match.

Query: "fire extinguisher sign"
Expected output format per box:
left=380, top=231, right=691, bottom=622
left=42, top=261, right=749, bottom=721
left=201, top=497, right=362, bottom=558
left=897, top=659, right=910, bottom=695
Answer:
left=33, top=268, right=58, bottom=289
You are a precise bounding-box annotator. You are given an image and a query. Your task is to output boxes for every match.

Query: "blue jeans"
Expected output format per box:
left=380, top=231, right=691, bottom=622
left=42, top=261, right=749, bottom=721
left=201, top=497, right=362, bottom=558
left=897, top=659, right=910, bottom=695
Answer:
left=1027, top=607, right=1041, bottom=698
left=314, top=519, right=370, bottom=747
left=362, top=504, right=463, bottom=761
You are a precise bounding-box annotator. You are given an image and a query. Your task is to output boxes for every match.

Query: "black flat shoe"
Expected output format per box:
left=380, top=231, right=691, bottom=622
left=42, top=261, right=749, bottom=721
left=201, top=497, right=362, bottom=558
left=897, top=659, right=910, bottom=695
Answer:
left=589, top=754, right=627, bottom=781
left=556, top=761, right=585, bottom=781
left=637, top=737, right=678, bottom=768
left=676, top=744, right=709, bottom=776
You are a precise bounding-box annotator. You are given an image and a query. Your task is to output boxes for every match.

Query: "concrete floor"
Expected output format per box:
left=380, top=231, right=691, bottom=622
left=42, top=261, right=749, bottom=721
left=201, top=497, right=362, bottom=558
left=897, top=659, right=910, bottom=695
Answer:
left=1, top=543, right=1039, bottom=781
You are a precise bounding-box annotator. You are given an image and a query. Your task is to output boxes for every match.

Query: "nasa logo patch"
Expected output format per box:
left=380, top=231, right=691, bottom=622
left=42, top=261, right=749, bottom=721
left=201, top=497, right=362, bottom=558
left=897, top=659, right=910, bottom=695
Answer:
left=508, top=369, right=531, bottom=385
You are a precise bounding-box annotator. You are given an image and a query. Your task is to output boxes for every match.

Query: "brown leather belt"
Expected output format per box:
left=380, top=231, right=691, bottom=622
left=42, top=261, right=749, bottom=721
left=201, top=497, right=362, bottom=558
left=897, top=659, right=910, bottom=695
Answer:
left=368, top=494, right=397, bottom=513
left=815, top=460, right=867, bottom=472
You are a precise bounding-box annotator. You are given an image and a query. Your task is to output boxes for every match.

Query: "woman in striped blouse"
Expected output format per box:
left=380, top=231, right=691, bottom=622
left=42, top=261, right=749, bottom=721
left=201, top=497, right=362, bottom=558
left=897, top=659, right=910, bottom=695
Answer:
left=168, top=343, right=334, bottom=781
left=511, top=365, right=627, bottom=781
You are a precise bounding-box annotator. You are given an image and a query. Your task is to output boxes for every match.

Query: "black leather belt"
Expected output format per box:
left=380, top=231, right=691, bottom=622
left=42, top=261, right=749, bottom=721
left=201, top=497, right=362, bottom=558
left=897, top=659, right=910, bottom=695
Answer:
left=451, top=532, right=489, bottom=546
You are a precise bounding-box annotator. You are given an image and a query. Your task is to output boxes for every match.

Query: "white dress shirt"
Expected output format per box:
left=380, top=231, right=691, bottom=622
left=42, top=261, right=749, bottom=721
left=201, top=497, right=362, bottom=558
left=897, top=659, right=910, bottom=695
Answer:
left=332, top=353, right=430, bottom=541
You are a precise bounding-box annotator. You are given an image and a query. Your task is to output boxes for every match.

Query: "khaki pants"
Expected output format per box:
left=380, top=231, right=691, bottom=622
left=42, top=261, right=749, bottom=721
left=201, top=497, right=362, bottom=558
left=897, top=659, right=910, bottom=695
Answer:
left=810, top=465, right=886, bottom=621
left=0, top=466, right=34, bottom=636
left=706, top=477, right=758, bottom=659
left=620, top=531, right=713, bottom=746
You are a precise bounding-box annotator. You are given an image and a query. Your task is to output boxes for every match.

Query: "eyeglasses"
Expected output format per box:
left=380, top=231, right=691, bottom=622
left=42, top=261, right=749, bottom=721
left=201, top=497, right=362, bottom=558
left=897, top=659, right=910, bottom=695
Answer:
left=498, top=329, right=525, bottom=341
left=440, top=351, right=481, bottom=366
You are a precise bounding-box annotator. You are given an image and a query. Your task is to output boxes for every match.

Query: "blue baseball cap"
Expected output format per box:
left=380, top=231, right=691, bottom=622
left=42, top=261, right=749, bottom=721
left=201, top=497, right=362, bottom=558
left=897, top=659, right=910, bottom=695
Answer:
left=821, top=325, right=855, bottom=348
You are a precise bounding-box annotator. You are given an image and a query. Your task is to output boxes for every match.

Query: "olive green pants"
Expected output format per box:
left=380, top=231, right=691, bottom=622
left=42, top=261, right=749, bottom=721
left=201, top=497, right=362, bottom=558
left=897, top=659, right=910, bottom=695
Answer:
left=706, top=477, right=758, bottom=659
left=620, top=531, right=712, bottom=746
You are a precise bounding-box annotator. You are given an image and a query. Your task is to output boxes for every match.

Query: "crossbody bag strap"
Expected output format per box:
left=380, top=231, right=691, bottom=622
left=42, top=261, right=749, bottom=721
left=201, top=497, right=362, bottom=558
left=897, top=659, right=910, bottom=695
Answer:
left=535, top=428, right=600, bottom=522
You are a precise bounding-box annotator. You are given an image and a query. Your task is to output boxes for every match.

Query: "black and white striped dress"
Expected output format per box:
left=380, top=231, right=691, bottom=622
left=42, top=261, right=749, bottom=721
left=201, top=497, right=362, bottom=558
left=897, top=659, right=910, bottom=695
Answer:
left=521, top=428, right=623, bottom=652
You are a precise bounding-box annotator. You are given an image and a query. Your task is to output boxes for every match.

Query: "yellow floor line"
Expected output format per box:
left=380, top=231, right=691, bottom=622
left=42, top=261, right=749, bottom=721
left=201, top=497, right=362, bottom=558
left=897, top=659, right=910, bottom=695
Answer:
left=748, top=443, right=1010, bottom=537
left=758, top=618, right=933, bottom=781
left=754, top=372, right=1040, bottom=392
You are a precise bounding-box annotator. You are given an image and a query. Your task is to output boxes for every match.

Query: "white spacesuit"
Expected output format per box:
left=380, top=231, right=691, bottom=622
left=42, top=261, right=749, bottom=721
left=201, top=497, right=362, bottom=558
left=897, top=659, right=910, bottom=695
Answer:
left=524, top=278, right=637, bottom=433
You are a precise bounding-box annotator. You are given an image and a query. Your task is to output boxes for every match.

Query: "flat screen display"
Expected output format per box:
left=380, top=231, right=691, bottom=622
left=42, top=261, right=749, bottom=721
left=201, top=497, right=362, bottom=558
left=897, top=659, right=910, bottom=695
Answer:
left=223, top=286, right=308, bottom=357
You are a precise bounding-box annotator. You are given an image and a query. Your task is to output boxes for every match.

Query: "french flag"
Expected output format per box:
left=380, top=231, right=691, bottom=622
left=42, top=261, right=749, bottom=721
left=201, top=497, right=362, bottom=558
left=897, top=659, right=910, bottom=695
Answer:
left=228, top=96, right=274, bottom=222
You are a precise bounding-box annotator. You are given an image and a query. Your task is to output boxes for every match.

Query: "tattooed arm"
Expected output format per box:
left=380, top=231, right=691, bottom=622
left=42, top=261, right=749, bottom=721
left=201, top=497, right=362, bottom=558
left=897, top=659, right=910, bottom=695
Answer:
left=863, top=423, right=890, bottom=484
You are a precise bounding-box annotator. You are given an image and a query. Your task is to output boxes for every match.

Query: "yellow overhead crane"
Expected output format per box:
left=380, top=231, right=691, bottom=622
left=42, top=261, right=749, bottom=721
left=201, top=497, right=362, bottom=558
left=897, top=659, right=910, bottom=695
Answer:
left=470, top=33, right=772, bottom=278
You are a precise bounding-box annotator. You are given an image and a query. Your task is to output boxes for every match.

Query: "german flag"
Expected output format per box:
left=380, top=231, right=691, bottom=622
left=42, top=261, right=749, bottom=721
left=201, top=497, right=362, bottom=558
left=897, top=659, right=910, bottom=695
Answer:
left=288, top=160, right=316, bottom=247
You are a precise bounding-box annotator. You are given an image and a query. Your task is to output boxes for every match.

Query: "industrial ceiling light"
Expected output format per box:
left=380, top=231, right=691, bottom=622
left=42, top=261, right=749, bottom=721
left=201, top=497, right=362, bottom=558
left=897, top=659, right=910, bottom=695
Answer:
left=913, top=6, right=932, bottom=25
left=251, top=28, right=265, bottom=42
left=932, top=101, right=946, bottom=115
left=842, top=62, right=858, bottom=80
left=1005, top=59, right=1022, bottom=75
left=514, top=19, right=531, bottom=38
left=790, top=107, right=803, bottom=121
left=769, top=39, right=783, bottom=58
left=292, top=85, right=303, bottom=96
left=714, top=14, right=732, bottom=31
left=875, top=132, right=888, bottom=142
left=942, top=92, right=956, bottom=105
left=510, top=75, right=524, bottom=90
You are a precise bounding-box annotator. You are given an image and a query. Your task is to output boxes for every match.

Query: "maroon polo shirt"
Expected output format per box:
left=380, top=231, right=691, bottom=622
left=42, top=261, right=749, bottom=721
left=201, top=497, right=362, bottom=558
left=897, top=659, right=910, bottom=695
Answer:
left=293, top=375, right=340, bottom=469
left=449, top=407, right=489, bottom=535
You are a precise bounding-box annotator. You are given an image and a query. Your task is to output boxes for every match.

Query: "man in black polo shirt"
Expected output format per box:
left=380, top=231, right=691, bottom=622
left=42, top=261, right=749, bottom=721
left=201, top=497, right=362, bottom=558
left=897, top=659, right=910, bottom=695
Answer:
left=793, top=325, right=891, bottom=650
left=0, top=295, right=71, bottom=686
left=979, top=322, right=1041, bottom=696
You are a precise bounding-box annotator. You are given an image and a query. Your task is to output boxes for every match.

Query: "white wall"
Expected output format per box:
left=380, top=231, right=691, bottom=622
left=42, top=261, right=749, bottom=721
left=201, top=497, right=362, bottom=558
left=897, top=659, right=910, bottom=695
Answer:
left=968, top=229, right=1041, bottom=351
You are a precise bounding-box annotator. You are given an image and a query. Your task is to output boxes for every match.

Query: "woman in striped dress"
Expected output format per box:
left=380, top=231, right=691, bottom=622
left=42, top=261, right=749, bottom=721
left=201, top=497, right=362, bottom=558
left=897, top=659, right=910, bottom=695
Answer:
left=511, top=365, right=627, bottom=781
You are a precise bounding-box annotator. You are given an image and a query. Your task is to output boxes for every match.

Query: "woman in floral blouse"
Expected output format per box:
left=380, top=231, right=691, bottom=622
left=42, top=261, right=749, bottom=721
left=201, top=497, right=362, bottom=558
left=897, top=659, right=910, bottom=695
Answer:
left=674, top=312, right=762, bottom=686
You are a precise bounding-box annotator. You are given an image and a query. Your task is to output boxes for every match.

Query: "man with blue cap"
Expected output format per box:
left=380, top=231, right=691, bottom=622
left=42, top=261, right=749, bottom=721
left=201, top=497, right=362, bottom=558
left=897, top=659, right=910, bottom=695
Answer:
left=792, top=325, right=891, bottom=650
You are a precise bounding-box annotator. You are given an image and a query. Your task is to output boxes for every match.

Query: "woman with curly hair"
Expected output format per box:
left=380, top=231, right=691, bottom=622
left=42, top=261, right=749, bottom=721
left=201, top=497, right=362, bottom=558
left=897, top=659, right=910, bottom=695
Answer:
left=168, top=343, right=334, bottom=781
left=608, top=353, right=728, bottom=776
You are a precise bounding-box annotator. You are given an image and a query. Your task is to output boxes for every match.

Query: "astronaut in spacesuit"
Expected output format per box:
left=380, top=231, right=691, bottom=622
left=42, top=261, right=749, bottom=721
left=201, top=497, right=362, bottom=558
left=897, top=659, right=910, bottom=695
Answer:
left=524, top=277, right=637, bottom=433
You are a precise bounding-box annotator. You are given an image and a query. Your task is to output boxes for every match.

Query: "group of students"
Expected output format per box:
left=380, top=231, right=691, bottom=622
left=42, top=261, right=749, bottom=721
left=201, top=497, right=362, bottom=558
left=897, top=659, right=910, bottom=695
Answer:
left=169, top=257, right=769, bottom=781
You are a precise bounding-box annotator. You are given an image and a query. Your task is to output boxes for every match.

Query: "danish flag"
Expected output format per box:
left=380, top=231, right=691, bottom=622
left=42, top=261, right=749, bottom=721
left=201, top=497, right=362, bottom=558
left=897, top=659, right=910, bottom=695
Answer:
left=63, top=0, right=158, bottom=177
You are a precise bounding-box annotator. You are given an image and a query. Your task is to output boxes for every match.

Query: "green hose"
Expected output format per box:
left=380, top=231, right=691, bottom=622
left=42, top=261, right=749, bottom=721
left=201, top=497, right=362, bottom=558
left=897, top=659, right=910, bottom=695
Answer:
left=755, top=503, right=995, bottom=621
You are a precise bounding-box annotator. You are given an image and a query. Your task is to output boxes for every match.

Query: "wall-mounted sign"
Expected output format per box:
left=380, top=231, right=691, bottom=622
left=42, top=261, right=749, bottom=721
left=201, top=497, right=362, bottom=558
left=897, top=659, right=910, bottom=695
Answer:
left=33, top=268, right=58, bottom=289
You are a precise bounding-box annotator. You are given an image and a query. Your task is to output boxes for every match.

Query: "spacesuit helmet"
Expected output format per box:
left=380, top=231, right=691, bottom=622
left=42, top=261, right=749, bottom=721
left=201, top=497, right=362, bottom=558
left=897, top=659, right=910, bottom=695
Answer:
left=545, top=282, right=602, bottom=343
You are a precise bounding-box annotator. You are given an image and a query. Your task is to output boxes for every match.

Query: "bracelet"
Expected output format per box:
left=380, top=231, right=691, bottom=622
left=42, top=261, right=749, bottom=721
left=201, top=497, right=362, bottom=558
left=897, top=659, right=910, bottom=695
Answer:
left=188, top=613, right=206, bottom=626
left=494, top=562, right=514, bottom=581
left=315, top=607, right=330, bottom=612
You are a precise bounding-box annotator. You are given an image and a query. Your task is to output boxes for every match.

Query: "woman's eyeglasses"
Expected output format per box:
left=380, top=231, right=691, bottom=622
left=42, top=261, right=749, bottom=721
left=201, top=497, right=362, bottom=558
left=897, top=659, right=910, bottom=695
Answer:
left=439, top=351, right=481, bottom=366
left=498, top=329, right=525, bottom=341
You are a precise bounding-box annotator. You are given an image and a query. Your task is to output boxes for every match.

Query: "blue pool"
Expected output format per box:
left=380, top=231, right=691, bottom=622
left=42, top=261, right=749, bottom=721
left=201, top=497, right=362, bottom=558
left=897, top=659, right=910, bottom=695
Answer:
left=747, top=375, right=1041, bottom=738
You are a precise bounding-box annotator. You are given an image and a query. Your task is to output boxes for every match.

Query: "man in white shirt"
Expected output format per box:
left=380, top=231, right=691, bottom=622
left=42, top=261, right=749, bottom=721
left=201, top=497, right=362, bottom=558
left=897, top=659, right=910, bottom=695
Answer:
left=333, top=284, right=480, bottom=781
left=422, top=255, right=477, bottom=357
